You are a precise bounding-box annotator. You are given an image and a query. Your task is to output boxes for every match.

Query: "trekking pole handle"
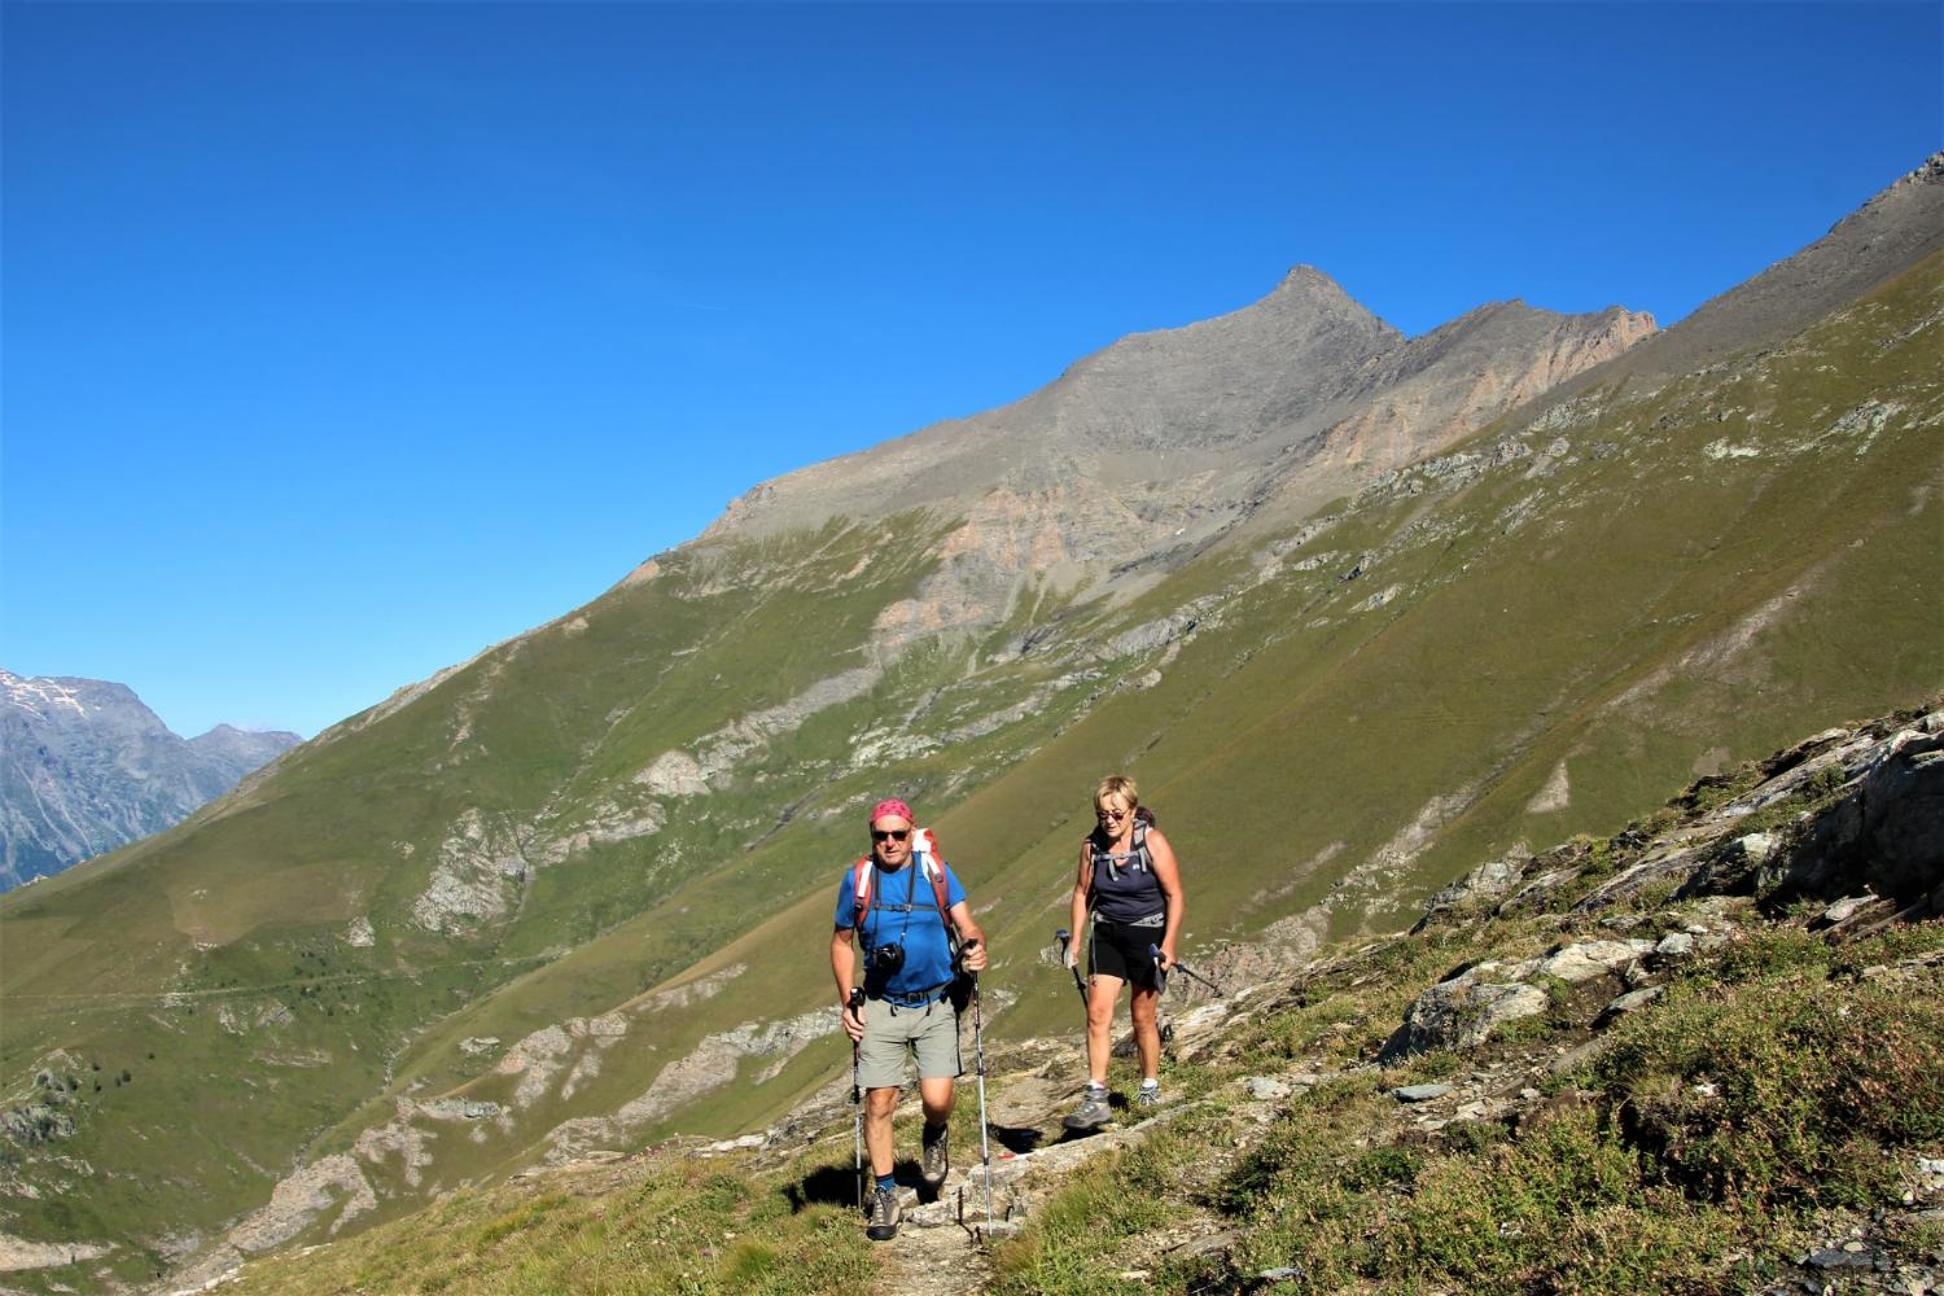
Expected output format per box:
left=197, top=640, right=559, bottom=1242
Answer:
left=847, top=987, right=865, bottom=1012
left=959, top=937, right=981, bottom=978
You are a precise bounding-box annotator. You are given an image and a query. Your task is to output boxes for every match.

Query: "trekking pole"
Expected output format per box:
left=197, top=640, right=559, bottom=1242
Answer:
left=1055, top=928, right=1088, bottom=1006
left=847, top=986, right=866, bottom=1212
left=960, top=939, right=996, bottom=1237
left=1149, top=944, right=1227, bottom=997
left=1148, top=942, right=1175, bottom=1047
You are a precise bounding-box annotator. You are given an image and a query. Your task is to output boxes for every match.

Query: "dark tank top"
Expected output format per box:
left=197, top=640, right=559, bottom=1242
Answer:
left=1090, top=823, right=1165, bottom=925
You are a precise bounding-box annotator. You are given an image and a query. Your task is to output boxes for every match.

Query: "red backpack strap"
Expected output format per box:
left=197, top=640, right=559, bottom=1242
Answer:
left=851, top=857, right=874, bottom=930
left=912, top=828, right=956, bottom=932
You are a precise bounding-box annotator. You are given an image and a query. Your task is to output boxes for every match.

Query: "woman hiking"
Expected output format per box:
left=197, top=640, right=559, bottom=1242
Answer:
left=1062, top=774, right=1184, bottom=1129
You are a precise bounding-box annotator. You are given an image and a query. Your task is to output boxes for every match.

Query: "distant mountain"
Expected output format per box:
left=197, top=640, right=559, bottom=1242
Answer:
left=2, top=157, right=1939, bottom=1294
left=0, top=670, right=299, bottom=890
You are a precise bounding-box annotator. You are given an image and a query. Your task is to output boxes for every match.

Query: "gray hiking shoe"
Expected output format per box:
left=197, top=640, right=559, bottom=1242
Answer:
left=1062, top=1086, right=1112, bottom=1131
left=865, top=1185, right=901, bottom=1242
left=1135, top=1082, right=1162, bottom=1109
left=921, top=1123, right=950, bottom=1187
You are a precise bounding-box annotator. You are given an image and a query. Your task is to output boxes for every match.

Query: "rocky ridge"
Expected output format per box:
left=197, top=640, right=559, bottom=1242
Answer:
left=0, top=671, right=298, bottom=891
left=691, top=269, right=1654, bottom=643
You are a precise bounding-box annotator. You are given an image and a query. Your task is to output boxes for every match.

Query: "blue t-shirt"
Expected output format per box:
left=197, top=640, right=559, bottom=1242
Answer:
left=834, top=860, right=967, bottom=999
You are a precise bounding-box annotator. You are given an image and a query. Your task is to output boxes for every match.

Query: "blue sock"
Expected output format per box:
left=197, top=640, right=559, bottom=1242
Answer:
left=876, top=1173, right=896, bottom=1194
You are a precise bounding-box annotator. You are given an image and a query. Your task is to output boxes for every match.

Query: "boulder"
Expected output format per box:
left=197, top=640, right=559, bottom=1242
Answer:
left=1412, top=848, right=1532, bottom=931
left=1535, top=939, right=1655, bottom=984
left=1595, top=986, right=1663, bottom=1027
left=1380, top=980, right=1548, bottom=1061
left=1679, top=832, right=1778, bottom=897
left=1763, top=726, right=1944, bottom=907
left=1653, top=932, right=1695, bottom=960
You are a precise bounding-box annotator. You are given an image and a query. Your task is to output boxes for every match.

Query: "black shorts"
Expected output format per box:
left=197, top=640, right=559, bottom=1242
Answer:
left=1089, top=917, right=1165, bottom=989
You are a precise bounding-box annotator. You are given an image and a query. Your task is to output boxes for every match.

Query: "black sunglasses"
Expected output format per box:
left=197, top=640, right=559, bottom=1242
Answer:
left=871, top=829, right=910, bottom=843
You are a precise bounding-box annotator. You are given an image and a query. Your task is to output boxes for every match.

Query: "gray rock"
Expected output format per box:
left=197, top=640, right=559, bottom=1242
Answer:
left=1380, top=980, right=1548, bottom=1061
left=417, top=1098, right=502, bottom=1121
left=1763, top=727, right=1944, bottom=907
left=1815, top=894, right=1876, bottom=926
left=1246, top=1076, right=1293, bottom=1102
left=1681, top=832, right=1778, bottom=897
left=1418, top=850, right=1532, bottom=927
left=1537, top=940, right=1656, bottom=984
left=1653, top=932, right=1695, bottom=959
left=1595, top=986, right=1663, bottom=1027
left=1804, top=1247, right=1879, bottom=1270
left=1393, top=1084, right=1452, bottom=1103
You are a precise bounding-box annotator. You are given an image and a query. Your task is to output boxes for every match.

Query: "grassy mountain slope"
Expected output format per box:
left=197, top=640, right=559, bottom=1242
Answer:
left=205, top=702, right=1944, bottom=1296
left=2, top=241, right=1939, bottom=1291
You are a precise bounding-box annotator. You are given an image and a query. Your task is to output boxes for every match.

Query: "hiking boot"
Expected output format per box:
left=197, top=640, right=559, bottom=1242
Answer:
left=921, top=1123, right=950, bottom=1187
left=1135, top=1082, right=1162, bottom=1109
left=865, top=1185, right=901, bottom=1242
left=1062, top=1086, right=1112, bottom=1131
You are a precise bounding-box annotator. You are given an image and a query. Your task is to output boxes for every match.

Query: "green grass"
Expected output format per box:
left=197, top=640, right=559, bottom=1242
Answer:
left=229, top=1155, right=875, bottom=1296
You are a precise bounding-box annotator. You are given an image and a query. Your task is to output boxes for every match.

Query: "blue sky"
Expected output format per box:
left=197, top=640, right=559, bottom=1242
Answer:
left=4, top=3, right=1938, bottom=738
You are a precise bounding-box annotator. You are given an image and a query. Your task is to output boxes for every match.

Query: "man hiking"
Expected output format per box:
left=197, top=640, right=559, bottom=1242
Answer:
left=830, top=798, right=987, bottom=1242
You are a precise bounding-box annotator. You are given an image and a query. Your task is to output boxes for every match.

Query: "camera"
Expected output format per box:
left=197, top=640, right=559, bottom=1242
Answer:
left=869, top=943, right=905, bottom=976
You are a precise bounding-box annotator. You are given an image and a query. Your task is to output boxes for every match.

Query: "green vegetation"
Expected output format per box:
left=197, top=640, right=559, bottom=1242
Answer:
left=233, top=1156, right=874, bottom=1296
left=99, top=715, right=1944, bottom=1296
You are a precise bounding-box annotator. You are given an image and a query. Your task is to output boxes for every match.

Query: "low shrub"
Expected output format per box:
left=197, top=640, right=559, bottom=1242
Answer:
left=1597, top=976, right=1944, bottom=1209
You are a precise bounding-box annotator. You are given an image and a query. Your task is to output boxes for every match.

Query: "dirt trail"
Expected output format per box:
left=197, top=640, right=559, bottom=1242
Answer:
left=867, top=1056, right=1211, bottom=1295
left=874, top=1203, right=993, bottom=1296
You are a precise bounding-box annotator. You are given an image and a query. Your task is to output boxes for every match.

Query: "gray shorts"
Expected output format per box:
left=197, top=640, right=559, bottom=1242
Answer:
left=857, top=995, right=962, bottom=1090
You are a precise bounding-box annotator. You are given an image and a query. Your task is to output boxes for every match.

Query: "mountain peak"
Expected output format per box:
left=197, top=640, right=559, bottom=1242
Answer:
left=1260, top=264, right=1365, bottom=313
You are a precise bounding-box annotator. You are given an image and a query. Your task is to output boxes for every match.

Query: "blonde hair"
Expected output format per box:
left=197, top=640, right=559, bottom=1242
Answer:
left=1093, top=774, right=1139, bottom=812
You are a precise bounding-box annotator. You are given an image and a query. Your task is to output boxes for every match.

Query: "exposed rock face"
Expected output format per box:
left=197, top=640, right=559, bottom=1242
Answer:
left=1517, top=150, right=1944, bottom=419
left=0, top=670, right=299, bottom=890
left=1760, top=722, right=1944, bottom=908
left=0, top=1233, right=114, bottom=1272
left=1393, top=706, right=1944, bottom=1065
left=412, top=808, right=530, bottom=933
left=687, top=268, right=1657, bottom=651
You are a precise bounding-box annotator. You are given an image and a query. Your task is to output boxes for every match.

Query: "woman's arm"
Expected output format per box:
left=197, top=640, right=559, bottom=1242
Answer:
left=1066, top=842, right=1092, bottom=967
left=1147, top=828, right=1185, bottom=969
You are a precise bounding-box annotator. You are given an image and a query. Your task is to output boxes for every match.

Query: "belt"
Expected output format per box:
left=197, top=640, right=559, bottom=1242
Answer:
left=876, top=980, right=952, bottom=1008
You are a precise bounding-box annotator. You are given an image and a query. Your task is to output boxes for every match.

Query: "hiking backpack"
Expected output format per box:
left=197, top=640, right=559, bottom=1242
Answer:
left=851, top=827, right=954, bottom=935
left=1091, top=806, right=1158, bottom=882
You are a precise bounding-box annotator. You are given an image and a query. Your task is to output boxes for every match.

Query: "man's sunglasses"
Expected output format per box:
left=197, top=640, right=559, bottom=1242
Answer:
left=871, top=829, right=910, bottom=843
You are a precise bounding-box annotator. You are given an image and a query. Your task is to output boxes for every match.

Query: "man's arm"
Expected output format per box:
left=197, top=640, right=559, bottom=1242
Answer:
left=831, top=926, right=865, bottom=1040
left=947, top=902, right=987, bottom=972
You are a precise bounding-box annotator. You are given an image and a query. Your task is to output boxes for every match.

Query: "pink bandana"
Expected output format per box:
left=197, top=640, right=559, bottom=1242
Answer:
left=869, top=798, right=914, bottom=828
